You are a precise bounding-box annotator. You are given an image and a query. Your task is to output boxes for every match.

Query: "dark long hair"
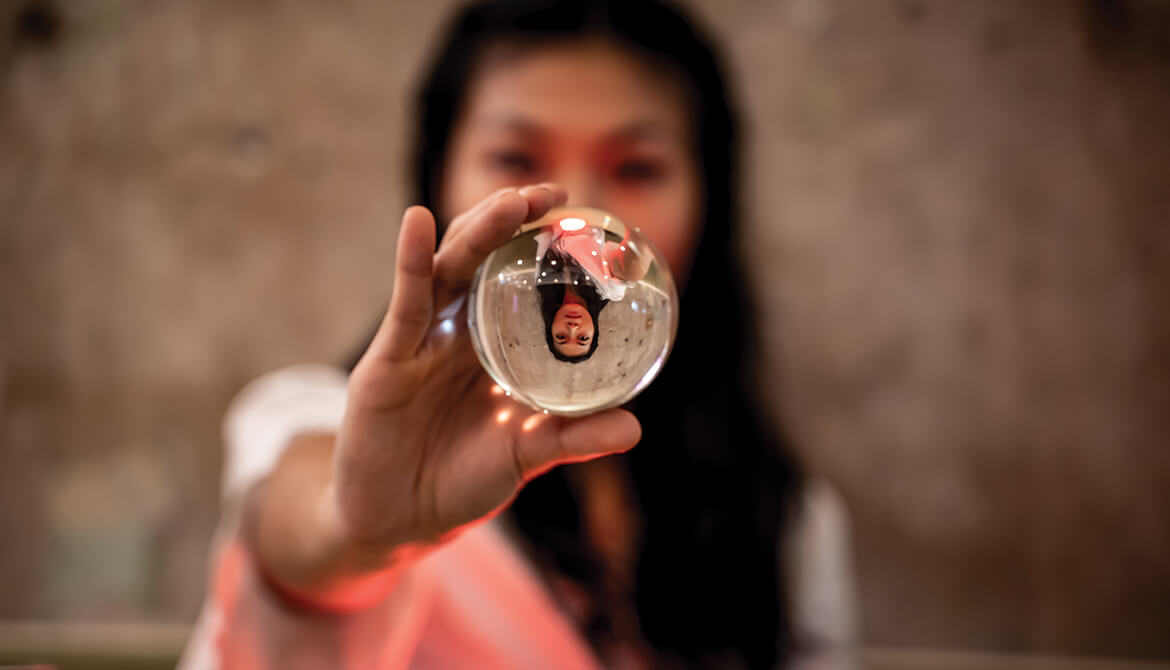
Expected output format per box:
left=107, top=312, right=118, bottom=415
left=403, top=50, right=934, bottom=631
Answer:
left=394, top=0, right=803, bottom=666
left=538, top=247, right=607, bottom=362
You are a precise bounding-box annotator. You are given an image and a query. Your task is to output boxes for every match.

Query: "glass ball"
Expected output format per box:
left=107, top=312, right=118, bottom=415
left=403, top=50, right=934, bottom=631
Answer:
left=468, top=207, right=679, bottom=416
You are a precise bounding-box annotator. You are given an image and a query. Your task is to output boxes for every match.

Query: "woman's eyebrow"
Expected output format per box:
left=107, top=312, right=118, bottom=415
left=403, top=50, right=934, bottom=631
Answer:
left=471, top=114, right=680, bottom=144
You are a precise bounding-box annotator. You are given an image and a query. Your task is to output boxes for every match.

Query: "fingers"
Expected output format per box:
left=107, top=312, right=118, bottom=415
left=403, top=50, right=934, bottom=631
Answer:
left=433, top=184, right=566, bottom=303
left=519, top=182, right=567, bottom=217
left=442, top=183, right=566, bottom=248
left=361, top=184, right=567, bottom=363
left=511, top=408, right=642, bottom=481
left=367, top=206, right=437, bottom=363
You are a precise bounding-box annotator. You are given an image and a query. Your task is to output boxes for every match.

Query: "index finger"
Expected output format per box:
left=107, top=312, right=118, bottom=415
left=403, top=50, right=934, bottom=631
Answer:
left=364, top=206, right=437, bottom=364
left=441, top=183, right=566, bottom=251
left=432, top=186, right=564, bottom=304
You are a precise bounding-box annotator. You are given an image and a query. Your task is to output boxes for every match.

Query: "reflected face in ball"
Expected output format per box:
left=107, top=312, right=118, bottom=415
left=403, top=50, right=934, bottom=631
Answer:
left=551, top=299, right=595, bottom=359
left=440, top=40, right=703, bottom=282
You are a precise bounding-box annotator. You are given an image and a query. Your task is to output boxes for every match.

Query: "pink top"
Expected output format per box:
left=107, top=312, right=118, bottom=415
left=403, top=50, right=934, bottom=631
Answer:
left=178, top=366, right=858, bottom=670
left=534, top=226, right=628, bottom=302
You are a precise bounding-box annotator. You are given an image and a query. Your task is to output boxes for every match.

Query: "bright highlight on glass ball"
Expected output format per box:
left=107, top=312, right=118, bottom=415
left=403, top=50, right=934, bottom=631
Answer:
left=468, top=207, right=679, bottom=416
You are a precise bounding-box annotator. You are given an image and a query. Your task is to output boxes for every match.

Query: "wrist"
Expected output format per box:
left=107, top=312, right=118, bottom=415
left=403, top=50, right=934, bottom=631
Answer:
left=254, top=549, right=404, bottom=614
left=252, top=482, right=405, bottom=614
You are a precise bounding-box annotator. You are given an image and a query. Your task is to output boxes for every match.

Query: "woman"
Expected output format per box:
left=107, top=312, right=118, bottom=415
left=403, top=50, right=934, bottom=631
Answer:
left=180, top=1, right=856, bottom=668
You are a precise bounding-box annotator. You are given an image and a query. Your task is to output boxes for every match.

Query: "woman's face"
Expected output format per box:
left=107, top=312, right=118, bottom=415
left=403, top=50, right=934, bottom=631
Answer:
left=440, top=40, right=703, bottom=282
left=551, top=300, right=594, bottom=358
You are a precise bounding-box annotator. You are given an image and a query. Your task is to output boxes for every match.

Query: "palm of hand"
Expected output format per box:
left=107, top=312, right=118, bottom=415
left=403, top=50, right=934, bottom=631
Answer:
left=338, top=310, right=545, bottom=549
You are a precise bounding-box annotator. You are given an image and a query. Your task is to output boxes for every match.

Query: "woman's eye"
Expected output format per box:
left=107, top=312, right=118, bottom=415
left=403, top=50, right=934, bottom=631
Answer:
left=577, top=335, right=590, bottom=343
left=555, top=333, right=567, bottom=342
left=489, top=151, right=538, bottom=176
left=614, top=159, right=664, bottom=184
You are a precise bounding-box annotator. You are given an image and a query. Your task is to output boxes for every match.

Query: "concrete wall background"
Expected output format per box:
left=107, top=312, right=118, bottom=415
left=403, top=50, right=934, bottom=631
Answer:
left=1, top=0, right=1167, bottom=658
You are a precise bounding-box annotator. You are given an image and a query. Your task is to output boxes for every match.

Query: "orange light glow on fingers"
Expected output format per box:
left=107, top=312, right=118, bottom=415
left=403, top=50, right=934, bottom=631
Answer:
left=496, top=409, right=513, bottom=425
left=521, top=413, right=546, bottom=433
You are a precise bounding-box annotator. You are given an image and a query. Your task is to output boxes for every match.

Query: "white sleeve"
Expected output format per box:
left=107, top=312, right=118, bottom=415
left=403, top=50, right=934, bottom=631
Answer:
left=534, top=230, right=553, bottom=259
left=178, top=364, right=353, bottom=670
left=786, top=479, right=860, bottom=670
left=220, top=364, right=349, bottom=504
left=595, top=276, right=628, bottom=302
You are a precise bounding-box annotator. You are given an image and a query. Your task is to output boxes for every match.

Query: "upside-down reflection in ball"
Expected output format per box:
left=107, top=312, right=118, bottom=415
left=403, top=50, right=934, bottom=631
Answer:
left=468, top=207, right=679, bottom=415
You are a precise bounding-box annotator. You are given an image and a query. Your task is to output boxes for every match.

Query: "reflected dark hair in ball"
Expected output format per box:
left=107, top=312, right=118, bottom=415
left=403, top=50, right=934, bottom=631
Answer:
left=538, top=249, right=606, bottom=363
left=392, top=0, right=804, bottom=666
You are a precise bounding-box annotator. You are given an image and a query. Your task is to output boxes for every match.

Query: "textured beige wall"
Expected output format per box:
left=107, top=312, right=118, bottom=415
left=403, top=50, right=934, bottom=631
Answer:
left=1, top=0, right=1167, bottom=659
left=717, top=0, right=1170, bottom=657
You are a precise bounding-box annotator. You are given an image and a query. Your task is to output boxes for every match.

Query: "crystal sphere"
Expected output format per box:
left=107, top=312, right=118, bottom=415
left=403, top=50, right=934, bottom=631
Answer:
left=468, top=207, right=679, bottom=416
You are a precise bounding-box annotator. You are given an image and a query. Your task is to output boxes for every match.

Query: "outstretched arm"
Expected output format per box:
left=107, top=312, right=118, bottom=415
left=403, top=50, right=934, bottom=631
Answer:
left=253, top=184, right=642, bottom=607
left=183, top=184, right=643, bottom=669
left=604, top=227, right=652, bottom=283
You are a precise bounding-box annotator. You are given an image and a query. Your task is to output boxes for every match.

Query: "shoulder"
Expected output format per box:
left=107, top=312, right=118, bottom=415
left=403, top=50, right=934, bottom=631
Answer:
left=220, top=364, right=349, bottom=504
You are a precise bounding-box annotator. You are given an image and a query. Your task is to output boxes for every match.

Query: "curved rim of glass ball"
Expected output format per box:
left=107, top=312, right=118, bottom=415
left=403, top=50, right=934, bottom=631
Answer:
left=467, top=206, right=679, bottom=416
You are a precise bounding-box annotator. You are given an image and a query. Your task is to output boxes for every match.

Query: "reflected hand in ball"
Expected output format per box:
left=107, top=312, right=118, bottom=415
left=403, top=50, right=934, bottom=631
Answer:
left=468, top=207, right=679, bottom=416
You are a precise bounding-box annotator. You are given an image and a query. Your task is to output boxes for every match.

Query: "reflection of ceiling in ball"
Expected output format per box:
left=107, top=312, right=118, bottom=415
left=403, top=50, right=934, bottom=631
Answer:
left=558, top=217, right=586, bottom=231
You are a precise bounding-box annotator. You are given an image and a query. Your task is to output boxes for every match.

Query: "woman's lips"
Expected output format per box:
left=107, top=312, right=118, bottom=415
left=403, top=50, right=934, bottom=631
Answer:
left=565, top=310, right=583, bottom=319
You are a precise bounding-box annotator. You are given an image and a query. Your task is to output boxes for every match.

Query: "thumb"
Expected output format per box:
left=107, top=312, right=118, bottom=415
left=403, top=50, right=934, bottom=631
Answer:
left=514, top=409, right=642, bottom=481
